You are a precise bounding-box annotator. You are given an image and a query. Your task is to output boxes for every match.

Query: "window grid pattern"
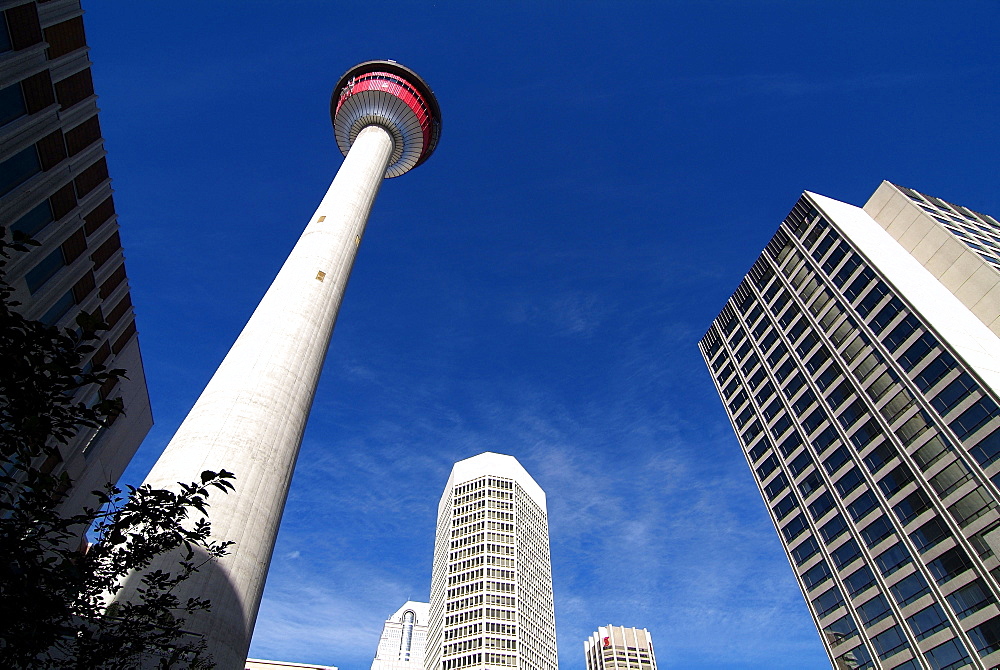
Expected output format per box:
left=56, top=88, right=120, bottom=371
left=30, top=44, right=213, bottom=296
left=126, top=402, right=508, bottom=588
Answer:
left=0, top=1, right=151, bottom=545
left=583, top=626, right=657, bottom=670
left=894, top=183, right=1000, bottom=273
left=372, top=603, right=431, bottom=670
left=700, top=194, right=1000, bottom=669
left=428, top=474, right=557, bottom=670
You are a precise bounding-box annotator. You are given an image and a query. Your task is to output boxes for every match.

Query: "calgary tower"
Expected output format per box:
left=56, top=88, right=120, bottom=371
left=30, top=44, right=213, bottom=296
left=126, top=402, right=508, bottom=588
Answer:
left=120, top=61, right=441, bottom=668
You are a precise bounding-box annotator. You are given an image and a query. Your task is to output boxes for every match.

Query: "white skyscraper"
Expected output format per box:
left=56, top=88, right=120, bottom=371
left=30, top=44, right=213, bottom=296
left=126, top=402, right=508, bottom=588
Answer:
left=427, top=453, right=558, bottom=670
left=583, top=626, right=657, bottom=670
left=371, top=601, right=429, bottom=670
left=701, top=182, right=1000, bottom=668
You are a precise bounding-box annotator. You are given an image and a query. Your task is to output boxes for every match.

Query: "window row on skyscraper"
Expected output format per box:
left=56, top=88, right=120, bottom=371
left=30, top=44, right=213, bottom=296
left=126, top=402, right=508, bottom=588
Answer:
left=0, top=0, right=152, bottom=529
left=893, top=184, right=1000, bottom=272
left=583, top=626, right=657, bottom=670
left=701, top=186, right=1000, bottom=669
left=428, top=455, right=557, bottom=670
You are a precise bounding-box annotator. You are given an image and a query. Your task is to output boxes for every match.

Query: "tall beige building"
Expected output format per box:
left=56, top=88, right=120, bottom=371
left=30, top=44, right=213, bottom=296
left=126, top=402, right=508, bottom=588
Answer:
left=583, top=626, right=656, bottom=670
left=427, top=453, right=558, bottom=670
left=702, top=182, right=1000, bottom=668
left=0, top=0, right=151, bottom=519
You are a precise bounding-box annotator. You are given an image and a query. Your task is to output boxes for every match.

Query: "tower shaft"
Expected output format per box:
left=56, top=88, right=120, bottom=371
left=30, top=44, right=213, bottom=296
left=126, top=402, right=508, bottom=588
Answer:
left=123, top=124, right=394, bottom=669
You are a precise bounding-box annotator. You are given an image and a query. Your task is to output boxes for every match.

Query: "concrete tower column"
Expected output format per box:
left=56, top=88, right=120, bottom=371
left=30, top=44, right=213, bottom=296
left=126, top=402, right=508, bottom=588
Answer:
left=118, top=61, right=441, bottom=669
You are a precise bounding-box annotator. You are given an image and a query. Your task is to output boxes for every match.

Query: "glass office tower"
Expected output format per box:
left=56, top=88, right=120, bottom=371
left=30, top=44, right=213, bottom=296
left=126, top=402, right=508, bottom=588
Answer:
left=700, top=182, right=1000, bottom=669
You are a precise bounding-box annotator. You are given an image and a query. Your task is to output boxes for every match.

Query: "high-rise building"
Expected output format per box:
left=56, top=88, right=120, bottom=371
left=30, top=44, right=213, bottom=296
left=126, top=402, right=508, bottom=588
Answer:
left=583, top=626, right=656, bottom=670
left=427, top=453, right=558, bottom=670
left=115, top=60, right=441, bottom=669
left=245, top=660, right=337, bottom=670
left=0, top=1, right=151, bottom=519
left=700, top=182, right=1000, bottom=669
left=370, top=601, right=429, bottom=670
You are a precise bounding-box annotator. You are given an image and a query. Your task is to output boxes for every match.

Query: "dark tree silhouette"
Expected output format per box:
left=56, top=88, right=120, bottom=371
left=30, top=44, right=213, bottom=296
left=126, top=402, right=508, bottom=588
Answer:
left=0, top=227, right=234, bottom=669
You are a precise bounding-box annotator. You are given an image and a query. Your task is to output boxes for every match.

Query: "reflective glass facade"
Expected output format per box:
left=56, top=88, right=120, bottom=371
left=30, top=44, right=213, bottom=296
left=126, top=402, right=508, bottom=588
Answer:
left=701, top=186, right=1000, bottom=669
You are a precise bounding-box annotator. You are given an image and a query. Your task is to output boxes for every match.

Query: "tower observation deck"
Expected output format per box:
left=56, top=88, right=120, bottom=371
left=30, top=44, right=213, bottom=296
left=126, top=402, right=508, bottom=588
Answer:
left=332, top=60, right=441, bottom=177
left=116, top=61, right=440, bottom=669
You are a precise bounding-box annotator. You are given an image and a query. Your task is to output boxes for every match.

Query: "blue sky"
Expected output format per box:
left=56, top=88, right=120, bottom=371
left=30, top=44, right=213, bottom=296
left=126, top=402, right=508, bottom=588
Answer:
left=82, top=3, right=999, bottom=669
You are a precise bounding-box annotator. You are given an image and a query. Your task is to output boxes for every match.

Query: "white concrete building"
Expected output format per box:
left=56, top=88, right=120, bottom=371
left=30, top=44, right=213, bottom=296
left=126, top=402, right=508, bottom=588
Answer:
left=583, top=626, right=656, bottom=670
left=370, top=601, right=429, bottom=670
left=427, top=453, right=558, bottom=670
left=702, top=183, right=1000, bottom=668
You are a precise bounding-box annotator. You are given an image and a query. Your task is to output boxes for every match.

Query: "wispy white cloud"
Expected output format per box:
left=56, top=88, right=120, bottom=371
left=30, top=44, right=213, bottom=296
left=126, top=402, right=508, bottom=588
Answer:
left=504, top=290, right=607, bottom=337
left=250, top=293, right=821, bottom=669
left=694, top=70, right=927, bottom=99
left=251, top=567, right=402, bottom=667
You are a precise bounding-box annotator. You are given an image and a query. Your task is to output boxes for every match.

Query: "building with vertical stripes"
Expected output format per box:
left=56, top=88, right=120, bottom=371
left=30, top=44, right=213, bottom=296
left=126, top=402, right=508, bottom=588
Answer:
left=427, top=452, right=558, bottom=670
left=700, top=182, right=1000, bottom=669
left=371, top=601, right=429, bottom=670
left=583, top=625, right=656, bottom=670
left=0, top=1, right=151, bottom=519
